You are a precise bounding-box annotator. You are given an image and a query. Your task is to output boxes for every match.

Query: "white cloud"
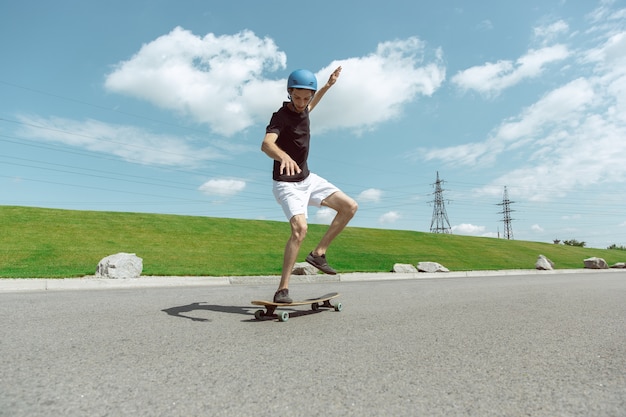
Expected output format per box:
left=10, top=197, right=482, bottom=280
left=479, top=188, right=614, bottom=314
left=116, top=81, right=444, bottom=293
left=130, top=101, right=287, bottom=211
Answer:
left=531, top=224, right=544, bottom=232
left=451, top=45, right=570, bottom=96
left=421, top=56, right=626, bottom=201
left=421, top=77, right=595, bottom=167
left=584, top=31, right=626, bottom=79
left=379, top=211, right=400, bottom=224
left=587, top=0, right=626, bottom=26
left=105, top=27, right=287, bottom=136
left=413, top=10, right=626, bottom=208
left=476, top=20, right=493, bottom=32
left=105, top=28, right=445, bottom=137
left=533, top=20, right=569, bottom=45
left=14, top=30, right=446, bottom=168
left=419, top=141, right=492, bottom=167
left=562, top=214, right=582, bottom=221
left=473, top=95, right=626, bottom=201
left=315, top=40, right=445, bottom=134
left=451, top=223, right=485, bottom=235
left=198, top=178, right=246, bottom=197
left=314, top=207, right=335, bottom=224
left=493, top=78, right=595, bottom=143
left=15, top=115, right=220, bottom=166
left=357, top=188, right=383, bottom=203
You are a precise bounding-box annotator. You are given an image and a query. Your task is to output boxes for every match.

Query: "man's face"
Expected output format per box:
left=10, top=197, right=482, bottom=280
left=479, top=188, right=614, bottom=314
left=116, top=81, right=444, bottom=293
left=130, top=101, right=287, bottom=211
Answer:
left=289, top=88, right=314, bottom=112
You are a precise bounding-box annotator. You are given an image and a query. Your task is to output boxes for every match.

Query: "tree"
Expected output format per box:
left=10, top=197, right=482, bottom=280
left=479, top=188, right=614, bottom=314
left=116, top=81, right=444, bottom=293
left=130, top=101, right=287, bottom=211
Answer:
left=563, top=239, right=586, bottom=247
left=607, top=243, right=626, bottom=250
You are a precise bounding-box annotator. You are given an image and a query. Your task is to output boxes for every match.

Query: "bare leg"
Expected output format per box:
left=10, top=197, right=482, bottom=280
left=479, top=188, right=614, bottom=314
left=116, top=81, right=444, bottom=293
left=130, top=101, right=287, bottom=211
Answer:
left=313, top=191, right=358, bottom=256
left=278, top=214, right=307, bottom=290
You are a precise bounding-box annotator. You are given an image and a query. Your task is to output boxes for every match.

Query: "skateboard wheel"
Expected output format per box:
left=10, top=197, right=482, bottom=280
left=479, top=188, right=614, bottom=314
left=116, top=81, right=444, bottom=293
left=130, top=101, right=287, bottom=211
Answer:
left=254, top=310, right=264, bottom=320
left=279, top=311, right=289, bottom=322
left=311, top=303, right=320, bottom=311
left=334, top=302, right=343, bottom=312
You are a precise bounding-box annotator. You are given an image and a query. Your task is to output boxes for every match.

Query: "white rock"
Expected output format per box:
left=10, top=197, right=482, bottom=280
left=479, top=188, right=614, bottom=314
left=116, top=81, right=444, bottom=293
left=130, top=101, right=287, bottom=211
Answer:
left=535, top=254, right=554, bottom=270
left=583, top=257, right=608, bottom=269
left=392, top=263, right=418, bottom=273
left=417, top=262, right=449, bottom=273
left=291, top=262, right=318, bottom=275
left=96, top=253, right=143, bottom=279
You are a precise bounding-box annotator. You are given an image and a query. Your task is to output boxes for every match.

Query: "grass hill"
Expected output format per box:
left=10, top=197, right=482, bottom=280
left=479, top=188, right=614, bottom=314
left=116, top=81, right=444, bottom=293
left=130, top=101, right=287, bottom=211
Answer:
left=1, top=205, right=623, bottom=278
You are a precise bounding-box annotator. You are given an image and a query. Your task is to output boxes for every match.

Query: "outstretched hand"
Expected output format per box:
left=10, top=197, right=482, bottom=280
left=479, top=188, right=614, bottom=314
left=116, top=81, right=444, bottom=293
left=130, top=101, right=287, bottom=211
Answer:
left=326, top=66, right=342, bottom=87
left=306, top=65, right=342, bottom=113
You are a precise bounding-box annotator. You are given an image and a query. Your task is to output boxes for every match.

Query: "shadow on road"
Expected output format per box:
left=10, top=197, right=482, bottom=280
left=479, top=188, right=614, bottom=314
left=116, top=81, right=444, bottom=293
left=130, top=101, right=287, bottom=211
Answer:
left=161, top=302, right=327, bottom=322
left=161, top=302, right=252, bottom=322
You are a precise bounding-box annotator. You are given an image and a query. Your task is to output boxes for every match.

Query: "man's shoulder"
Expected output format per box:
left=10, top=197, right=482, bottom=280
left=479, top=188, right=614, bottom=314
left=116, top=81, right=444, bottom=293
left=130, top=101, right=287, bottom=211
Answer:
left=275, top=101, right=291, bottom=113
left=269, top=102, right=289, bottom=120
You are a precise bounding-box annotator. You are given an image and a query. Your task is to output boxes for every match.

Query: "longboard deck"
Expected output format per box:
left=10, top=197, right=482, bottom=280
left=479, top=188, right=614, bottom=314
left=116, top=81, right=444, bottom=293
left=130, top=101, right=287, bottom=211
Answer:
left=252, top=292, right=341, bottom=322
left=252, top=292, right=339, bottom=307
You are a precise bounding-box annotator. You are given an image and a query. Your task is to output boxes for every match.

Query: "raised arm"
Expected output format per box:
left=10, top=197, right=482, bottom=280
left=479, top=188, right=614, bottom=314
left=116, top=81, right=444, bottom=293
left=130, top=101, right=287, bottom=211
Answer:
left=308, top=66, right=342, bottom=113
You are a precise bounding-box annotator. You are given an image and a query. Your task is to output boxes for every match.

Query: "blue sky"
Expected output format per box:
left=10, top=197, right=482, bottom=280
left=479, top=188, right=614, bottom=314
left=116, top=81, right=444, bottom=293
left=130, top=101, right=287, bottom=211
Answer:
left=1, top=0, right=625, bottom=249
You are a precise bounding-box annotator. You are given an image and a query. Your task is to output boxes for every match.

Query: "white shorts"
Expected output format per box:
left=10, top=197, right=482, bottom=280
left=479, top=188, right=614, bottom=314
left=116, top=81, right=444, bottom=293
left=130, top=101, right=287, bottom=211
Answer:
left=273, top=173, right=340, bottom=220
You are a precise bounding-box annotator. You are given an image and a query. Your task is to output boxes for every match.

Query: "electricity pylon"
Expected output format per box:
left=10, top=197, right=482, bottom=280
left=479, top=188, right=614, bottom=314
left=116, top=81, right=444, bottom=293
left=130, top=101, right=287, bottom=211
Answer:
left=430, top=171, right=451, bottom=234
left=497, top=186, right=515, bottom=240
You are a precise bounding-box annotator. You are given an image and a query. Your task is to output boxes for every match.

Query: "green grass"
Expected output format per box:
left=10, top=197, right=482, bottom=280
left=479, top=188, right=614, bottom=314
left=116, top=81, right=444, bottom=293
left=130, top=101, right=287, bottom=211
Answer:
left=1, top=205, right=623, bottom=278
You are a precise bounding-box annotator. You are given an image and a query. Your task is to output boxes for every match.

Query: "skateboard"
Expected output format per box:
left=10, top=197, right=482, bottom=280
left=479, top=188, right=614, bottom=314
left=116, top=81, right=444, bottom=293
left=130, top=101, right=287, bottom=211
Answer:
left=252, top=292, right=342, bottom=322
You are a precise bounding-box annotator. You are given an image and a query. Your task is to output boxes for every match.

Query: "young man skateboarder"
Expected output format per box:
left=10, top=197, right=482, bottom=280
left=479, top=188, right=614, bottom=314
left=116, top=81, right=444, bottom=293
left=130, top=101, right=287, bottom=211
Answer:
left=261, top=67, right=358, bottom=303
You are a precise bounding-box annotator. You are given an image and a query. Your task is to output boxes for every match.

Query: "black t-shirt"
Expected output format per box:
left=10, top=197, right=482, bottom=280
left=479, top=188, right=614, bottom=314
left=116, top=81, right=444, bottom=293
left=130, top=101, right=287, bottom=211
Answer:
left=266, top=102, right=311, bottom=182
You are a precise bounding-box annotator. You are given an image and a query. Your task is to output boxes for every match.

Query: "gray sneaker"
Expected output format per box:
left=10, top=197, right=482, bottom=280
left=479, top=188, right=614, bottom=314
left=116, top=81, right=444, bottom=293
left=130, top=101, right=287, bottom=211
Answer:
left=273, top=289, right=293, bottom=304
left=305, top=252, right=337, bottom=275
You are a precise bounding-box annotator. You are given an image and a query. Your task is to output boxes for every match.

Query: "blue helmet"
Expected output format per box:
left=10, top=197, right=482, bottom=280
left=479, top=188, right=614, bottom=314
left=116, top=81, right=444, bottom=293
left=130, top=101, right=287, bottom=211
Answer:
left=287, top=69, right=317, bottom=91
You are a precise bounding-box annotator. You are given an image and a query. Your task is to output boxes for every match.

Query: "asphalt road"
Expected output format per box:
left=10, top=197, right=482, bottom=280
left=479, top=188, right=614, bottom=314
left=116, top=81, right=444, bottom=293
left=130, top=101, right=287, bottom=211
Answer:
left=0, top=272, right=624, bottom=416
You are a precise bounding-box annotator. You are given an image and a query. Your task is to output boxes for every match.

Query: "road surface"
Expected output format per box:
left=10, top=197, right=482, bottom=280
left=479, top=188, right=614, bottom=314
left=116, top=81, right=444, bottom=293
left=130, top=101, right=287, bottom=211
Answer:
left=0, top=272, right=624, bottom=416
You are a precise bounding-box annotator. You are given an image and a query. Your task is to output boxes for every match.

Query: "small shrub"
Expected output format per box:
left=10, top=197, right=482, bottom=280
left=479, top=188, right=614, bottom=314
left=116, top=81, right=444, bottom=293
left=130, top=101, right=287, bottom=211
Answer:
left=563, top=239, right=586, bottom=247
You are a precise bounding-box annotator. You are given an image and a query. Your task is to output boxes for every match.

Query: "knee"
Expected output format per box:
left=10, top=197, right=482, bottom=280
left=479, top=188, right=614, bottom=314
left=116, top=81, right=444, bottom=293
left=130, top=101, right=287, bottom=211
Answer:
left=351, top=200, right=359, bottom=215
left=344, top=199, right=358, bottom=218
left=290, top=219, right=308, bottom=242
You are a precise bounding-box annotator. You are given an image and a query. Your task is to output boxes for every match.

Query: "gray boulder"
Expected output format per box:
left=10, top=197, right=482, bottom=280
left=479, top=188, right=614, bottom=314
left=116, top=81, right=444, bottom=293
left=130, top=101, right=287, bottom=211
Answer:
left=610, top=262, right=626, bottom=269
left=96, top=252, right=143, bottom=279
left=417, top=262, right=449, bottom=273
left=392, top=263, right=418, bottom=273
left=583, top=257, right=608, bottom=269
left=292, top=262, right=318, bottom=275
left=535, top=254, right=554, bottom=270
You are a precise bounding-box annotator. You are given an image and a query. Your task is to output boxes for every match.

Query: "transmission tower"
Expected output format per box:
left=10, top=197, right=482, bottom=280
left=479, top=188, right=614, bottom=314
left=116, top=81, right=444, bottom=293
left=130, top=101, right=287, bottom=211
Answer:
left=497, top=186, right=515, bottom=240
left=430, top=171, right=451, bottom=234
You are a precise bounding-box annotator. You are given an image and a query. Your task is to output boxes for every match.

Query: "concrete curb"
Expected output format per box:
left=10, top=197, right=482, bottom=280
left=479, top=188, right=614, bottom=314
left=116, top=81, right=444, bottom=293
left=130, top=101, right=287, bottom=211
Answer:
left=0, top=268, right=622, bottom=293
